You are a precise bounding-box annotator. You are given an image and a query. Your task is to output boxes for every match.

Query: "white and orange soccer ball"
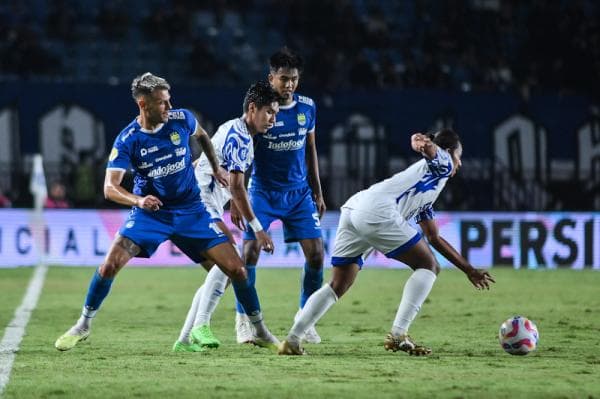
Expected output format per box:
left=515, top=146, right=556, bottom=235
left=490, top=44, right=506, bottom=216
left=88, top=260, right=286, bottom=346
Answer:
left=498, top=316, right=539, bottom=355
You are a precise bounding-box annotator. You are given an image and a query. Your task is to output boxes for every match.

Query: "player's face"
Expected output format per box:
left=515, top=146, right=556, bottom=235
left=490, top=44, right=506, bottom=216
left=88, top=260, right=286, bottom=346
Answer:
left=269, top=68, right=299, bottom=104
left=143, top=89, right=172, bottom=125
left=250, top=101, right=279, bottom=133
left=450, top=143, right=463, bottom=177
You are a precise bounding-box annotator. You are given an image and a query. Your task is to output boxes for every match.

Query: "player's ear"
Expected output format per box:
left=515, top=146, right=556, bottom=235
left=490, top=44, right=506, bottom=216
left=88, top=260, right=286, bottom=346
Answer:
left=267, top=73, right=274, bottom=85
left=248, top=102, right=257, bottom=115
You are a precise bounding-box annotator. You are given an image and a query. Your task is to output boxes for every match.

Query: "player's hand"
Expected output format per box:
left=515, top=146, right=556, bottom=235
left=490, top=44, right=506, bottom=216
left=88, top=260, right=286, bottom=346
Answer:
left=411, top=133, right=433, bottom=154
left=213, top=167, right=229, bottom=188
left=467, top=268, right=495, bottom=290
left=314, top=194, right=326, bottom=218
left=256, top=230, right=274, bottom=254
left=136, top=195, right=162, bottom=212
left=230, top=203, right=245, bottom=231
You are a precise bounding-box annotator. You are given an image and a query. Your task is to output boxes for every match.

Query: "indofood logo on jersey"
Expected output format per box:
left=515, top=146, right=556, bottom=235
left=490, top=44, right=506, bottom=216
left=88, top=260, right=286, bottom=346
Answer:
left=170, top=131, right=181, bottom=145
left=147, top=158, right=186, bottom=178
left=297, top=113, right=307, bottom=126
left=267, top=138, right=305, bottom=151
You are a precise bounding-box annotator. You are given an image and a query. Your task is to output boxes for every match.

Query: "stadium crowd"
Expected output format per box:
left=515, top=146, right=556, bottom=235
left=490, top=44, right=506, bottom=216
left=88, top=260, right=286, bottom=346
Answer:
left=0, top=0, right=598, bottom=98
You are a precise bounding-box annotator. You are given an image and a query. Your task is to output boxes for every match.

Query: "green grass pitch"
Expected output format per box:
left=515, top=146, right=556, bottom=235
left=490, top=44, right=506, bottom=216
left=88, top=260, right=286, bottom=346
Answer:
left=1, top=267, right=599, bottom=398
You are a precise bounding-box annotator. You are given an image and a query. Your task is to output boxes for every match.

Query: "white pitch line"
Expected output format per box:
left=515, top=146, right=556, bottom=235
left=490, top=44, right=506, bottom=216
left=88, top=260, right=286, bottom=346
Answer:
left=0, top=264, right=48, bottom=396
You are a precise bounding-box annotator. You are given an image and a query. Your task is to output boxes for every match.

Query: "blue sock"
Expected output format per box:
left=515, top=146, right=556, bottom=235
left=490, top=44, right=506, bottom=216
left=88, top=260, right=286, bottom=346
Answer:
left=83, top=269, right=114, bottom=316
left=300, top=263, right=323, bottom=308
left=232, top=275, right=261, bottom=317
left=235, top=265, right=256, bottom=313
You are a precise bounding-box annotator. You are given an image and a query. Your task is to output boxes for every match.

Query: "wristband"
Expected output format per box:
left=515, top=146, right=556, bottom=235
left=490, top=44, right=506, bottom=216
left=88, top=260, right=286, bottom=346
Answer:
left=249, top=218, right=263, bottom=232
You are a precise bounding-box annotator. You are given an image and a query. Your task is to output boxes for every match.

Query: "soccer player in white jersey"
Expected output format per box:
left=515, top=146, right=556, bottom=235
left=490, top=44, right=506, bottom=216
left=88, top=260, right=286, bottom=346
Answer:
left=279, top=129, right=495, bottom=356
left=172, top=81, right=280, bottom=352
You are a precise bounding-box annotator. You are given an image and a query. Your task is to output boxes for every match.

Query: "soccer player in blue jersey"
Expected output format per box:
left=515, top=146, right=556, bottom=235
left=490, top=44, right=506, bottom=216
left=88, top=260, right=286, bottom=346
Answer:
left=230, top=48, right=326, bottom=344
left=172, top=81, right=280, bottom=352
left=54, top=73, right=278, bottom=351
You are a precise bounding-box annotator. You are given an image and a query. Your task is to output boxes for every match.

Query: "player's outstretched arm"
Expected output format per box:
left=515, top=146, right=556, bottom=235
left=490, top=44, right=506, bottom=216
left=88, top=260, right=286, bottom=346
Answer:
left=411, top=133, right=437, bottom=160
left=229, top=171, right=273, bottom=253
left=419, top=218, right=495, bottom=290
left=193, top=124, right=229, bottom=187
left=104, top=169, right=162, bottom=211
left=305, top=133, right=326, bottom=217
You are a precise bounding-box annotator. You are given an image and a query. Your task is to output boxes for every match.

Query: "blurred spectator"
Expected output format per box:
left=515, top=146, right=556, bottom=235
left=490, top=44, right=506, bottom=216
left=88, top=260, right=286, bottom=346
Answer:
left=189, top=40, right=220, bottom=78
left=97, top=1, right=130, bottom=40
left=2, top=26, right=60, bottom=77
left=44, top=182, right=71, bottom=209
left=74, top=151, right=97, bottom=207
left=46, top=0, right=78, bottom=42
left=0, top=0, right=598, bottom=97
left=0, top=189, right=11, bottom=208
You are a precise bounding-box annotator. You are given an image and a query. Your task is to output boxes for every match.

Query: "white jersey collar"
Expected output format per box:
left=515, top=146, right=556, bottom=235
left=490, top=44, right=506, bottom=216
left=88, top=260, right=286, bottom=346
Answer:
left=136, top=117, right=164, bottom=134
left=236, top=115, right=250, bottom=136
left=278, top=100, right=297, bottom=110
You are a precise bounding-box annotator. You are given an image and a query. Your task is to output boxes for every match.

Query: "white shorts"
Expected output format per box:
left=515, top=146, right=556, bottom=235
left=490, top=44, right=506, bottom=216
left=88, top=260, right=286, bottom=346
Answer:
left=331, top=208, right=422, bottom=267
left=199, top=184, right=230, bottom=220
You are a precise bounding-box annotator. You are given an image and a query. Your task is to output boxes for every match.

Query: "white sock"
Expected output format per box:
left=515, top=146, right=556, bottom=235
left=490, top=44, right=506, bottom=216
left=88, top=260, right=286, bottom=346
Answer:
left=177, top=285, right=205, bottom=343
left=70, top=313, right=93, bottom=333
left=288, top=284, right=337, bottom=341
left=391, top=268, right=437, bottom=336
left=193, top=266, right=228, bottom=327
left=247, top=312, right=270, bottom=336
left=73, top=309, right=93, bottom=332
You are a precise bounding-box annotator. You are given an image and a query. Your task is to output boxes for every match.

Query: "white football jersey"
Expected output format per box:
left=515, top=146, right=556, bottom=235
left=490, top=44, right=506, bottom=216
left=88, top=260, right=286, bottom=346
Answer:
left=343, top=147, right=454, bottom=223
left=195, top=117, right=253, bottom=213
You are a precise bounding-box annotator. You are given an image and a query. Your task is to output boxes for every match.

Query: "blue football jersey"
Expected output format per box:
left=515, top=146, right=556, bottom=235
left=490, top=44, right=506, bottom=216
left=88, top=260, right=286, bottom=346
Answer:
left=250, top=93, right=316, bottom=191
left=107, top=108, right=201, bottom=210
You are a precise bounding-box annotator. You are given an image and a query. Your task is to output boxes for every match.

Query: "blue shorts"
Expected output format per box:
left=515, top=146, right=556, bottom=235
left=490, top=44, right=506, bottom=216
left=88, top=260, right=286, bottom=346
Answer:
left=118, top=204, right=229, bottom=263
left=243, top=185, right=322, bottom=242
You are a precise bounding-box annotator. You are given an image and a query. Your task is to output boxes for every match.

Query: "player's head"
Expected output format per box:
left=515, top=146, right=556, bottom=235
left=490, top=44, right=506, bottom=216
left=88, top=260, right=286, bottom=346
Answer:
left=431, top=128, right=462, bottom=176
left=131, top=72, right=172, bottom=125
left=268, top=47, right=303, bottom=103
left=243, top=81, right=279, bottom=134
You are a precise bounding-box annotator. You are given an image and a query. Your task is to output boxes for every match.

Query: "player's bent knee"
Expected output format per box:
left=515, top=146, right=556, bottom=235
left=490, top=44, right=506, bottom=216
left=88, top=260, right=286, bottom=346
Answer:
left=243, top=241, right=261, bottom=264
left=305, top=250, right=324, bottom=268
left=228, top=265, right=248, bottom=282
left=329, top=280, right=351, bottom=298
left=200, top=260, right=215, bottom=272
left=419, top=262, right=440, bottom=275
left=99, top=262, right=120, bottom=278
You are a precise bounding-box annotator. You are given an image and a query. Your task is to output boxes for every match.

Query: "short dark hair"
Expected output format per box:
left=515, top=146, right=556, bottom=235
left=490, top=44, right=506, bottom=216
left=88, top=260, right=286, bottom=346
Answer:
left=269, top=47, right=304, bottom=73
left=429, top=129, right=461, bottom=152
left=131, top=72, right=170, bottom=100
left=243, top=81, right=279, bottom=113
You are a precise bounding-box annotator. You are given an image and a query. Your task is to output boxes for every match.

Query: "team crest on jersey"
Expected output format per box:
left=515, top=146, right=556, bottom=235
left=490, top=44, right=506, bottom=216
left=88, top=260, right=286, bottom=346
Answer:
left=170, top=131, right=181, bottom=145
left=109, top=148, right=118, bottom=161
left=297, top=113, right=307, bottom=126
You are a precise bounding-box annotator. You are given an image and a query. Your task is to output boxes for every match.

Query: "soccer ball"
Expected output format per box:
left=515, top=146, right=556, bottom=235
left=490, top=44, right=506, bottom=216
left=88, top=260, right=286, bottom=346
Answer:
left=498, top=316, right=539, bottom=355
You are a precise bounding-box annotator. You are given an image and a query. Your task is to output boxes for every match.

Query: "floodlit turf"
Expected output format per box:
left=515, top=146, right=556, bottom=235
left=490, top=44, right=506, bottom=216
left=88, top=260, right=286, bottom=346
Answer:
left=0, top=267, right=32, bottom=330
left=1, top=267, right=599, bottom=398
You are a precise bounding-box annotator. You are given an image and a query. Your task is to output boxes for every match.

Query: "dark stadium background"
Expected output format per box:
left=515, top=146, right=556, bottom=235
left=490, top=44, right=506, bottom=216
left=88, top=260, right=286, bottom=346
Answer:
left=0, top=0, right=599, bottom=270
left=0, top=0, right=598, bottom=211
